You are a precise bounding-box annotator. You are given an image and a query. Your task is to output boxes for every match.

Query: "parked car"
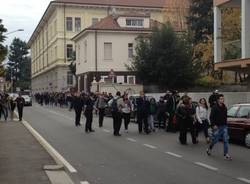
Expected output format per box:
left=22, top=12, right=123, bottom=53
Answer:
left=227, top=104, right=250, bottom=148
left=22, top=95, right=32, bottom=106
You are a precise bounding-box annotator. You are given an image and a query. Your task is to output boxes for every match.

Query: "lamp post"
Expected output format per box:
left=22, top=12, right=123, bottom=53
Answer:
left=3, top=29, right=24, bottom=36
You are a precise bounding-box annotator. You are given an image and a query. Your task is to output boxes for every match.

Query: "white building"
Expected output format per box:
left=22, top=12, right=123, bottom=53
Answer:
left=214, top=0, right=250, bottom=87
left=72, top=14, right=162, bottom=92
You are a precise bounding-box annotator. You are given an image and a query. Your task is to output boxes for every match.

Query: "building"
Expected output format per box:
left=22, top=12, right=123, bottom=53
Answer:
left=214, top=0, right=250, bottom=87
left=28, top=0, right=190, bottom=93
left=72, top=14, right=165, bottom=92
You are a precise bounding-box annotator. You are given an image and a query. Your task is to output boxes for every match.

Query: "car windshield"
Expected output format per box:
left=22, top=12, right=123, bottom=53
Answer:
left=227, top=106, right=239, bottom=117
left=237, top=106, right=250, bottom=118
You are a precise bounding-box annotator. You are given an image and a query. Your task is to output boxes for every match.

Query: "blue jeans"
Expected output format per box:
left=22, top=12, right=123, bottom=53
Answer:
left=210, top=125, right=229, bottom=155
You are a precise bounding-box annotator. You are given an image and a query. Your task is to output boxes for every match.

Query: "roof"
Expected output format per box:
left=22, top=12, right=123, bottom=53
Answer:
left=55, top=0, right=167, bottom=8
left=72, top=15, right=164, bottom=41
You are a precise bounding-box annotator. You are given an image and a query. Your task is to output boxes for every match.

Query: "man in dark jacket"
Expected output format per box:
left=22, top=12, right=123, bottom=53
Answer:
left=136, top=91, right=150, bottom=134
left=207, top=94, right=232, bottom=160
left=71, top=92, right=84, bottom=127
left=84, top=93, right=96, bottom=133
left=15, top=93, right=25, bottom=121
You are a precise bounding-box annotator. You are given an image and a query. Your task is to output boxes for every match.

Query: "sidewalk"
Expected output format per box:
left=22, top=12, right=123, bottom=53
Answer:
left=0, top=120, right=55, bottom=184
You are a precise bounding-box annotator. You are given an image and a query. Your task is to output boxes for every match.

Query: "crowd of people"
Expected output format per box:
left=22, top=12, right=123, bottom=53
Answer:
left=34, top=89, right=232, bottom=160
left=0, top=93, right=25, bottom=121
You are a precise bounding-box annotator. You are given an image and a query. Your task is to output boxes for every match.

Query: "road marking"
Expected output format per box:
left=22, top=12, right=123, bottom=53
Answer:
left=22, top=120, right=77, bottom=173
left=81, top=181, right=90, bottom=184
left=103, top=129, right=111, bottom=133
left=143, top=144, right=157, bottom=149
left=165, top=152, right=183, bottom=158
left=126, top=138, right=137, bottom=142
left=238, top=178, right=250, bottom=184
left=194, top=162, right=218, bottom=171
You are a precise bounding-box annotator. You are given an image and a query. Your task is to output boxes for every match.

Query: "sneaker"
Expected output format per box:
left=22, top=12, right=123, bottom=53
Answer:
left=224, top=154, right=232, bottom=161
left=206, top=148, right=212, bottom=156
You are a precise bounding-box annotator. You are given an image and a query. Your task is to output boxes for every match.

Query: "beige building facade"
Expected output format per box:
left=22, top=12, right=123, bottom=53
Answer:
left=28, top=0, right=189, bottom=93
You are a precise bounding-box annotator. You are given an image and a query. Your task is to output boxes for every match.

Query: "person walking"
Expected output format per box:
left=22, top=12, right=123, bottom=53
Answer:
left=206, top=94, right=232, bottom=160
left=109, top=91, right=123, bottom=136
left=71, top=92, right=84, bottom=127
left=15, top=93, right=25, bottom=121
left=8, top=96, right=16, bottom=121
left=195, top=98, right=210, bottom=143
left=96, top=93, right=107, bottom=127
left=148, top=98, right=157, bottom=131
left=136, top=91, right=150, bottom=134
left=176, top=96, right=197, bottom=145
left=84, top=93, right=96, bottom=133
left=157, top=96, right=167, bottom=129
left=121, top=94, right=132, bottom=133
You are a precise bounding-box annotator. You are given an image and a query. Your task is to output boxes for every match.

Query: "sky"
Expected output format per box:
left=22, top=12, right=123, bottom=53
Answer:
left=0, top=0, right=52, bottom=46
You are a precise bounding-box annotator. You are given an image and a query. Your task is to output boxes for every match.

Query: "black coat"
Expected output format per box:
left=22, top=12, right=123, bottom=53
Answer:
left=210, top=103, right=227, bottom=127
left=136, top=97, right=150, bottom=115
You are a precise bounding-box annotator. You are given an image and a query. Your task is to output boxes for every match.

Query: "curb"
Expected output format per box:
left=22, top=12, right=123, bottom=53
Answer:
left=14, top=111, right=77, bottom=184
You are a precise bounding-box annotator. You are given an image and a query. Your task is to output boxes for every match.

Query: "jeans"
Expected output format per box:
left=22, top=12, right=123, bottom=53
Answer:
left=148, top=115, right=155, bottom=130
left=210, top=125, right=229, bottom=155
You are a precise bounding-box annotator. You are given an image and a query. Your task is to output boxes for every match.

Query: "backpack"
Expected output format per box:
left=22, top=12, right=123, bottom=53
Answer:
left=111, top=98, right=118, bottom=112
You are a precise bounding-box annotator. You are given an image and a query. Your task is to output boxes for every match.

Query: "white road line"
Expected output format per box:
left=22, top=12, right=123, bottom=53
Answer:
left=126, top=138, right=137, bottom=142
left=194, top=162, right=218, bottom=171
left=165, top=152, right=183, bottom=158
left=238, top=178, right=250, bottom=184
left=103, top=129, right=111, bottom=133
left=143, top=144, right=157, bottom=149
left=81, top=181, right=90, bottom=184
left=22, top=120, right=77, bottom=173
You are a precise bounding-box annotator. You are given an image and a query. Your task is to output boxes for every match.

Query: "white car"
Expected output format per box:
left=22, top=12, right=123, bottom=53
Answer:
left=22, top=95, right=32, bottom=106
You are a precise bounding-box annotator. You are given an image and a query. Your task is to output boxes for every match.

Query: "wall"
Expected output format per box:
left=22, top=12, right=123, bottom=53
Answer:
left=76, top=31, right=143, bottom=75
left=147, top=92, right=250, bottom=107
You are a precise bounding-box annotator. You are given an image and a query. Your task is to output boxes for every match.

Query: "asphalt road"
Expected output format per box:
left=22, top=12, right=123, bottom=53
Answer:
left=23, top=104, right=250, bottom=184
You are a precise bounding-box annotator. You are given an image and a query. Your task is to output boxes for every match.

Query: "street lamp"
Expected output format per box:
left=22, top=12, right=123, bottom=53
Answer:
left=3, top=29, right=24, bottom=36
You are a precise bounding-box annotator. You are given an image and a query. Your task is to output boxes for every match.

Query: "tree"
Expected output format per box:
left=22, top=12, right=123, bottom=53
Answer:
left=130, top=23, right=197, bottom=89
left=0, top=19, right=7, bottom=76
left=7, top=38, right=29, bottom=90
left=187, top=0, right=213, bottom=44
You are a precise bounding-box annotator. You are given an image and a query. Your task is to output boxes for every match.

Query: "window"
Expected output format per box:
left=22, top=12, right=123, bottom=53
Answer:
left=84, top=40, right=87, bottom=62
left=126, top=19, right=144, bottom=27
left=237, top=106, right=250, bottom=118
left=92, top=18, right=99, bottom=25
left=127, top=76, right=135, bottom=84
left=117, top=76, right=124, bottom=84
left=104, top=42, right=112, bottom=60
left=75, top=17, right=81, bottom=32
left=67, top=71, right=73, bottom=85
left=227, top=106, right=239, bottom=117
left=66, top=17, right=73, bottom=31
left=54, top=20, right=57, bottom=35
left=54, top=46, right=57, bottom=59
left=128, top=43, right=133, bottom=58
left=67, top=44, right=73, bottom=59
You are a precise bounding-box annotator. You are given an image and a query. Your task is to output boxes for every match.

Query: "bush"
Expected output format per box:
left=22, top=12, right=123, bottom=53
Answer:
left=195, top=76, right=221, bottom=88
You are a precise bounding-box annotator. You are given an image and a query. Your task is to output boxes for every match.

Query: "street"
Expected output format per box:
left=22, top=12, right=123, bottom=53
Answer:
left=23, top=104, right=250, bottom=184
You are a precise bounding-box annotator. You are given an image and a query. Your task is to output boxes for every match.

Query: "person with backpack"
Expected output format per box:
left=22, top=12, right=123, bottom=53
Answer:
left=95, top=93, right=108, bottom=127
left=108, top=91, right=123, bottom=136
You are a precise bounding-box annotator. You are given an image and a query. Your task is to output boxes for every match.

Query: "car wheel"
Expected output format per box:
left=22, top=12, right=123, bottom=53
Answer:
left=245, top=132, right=250, bottom=148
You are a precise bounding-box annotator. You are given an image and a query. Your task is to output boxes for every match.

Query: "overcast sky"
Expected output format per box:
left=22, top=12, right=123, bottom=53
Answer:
left=0, top=0, right=52, bottom=46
